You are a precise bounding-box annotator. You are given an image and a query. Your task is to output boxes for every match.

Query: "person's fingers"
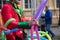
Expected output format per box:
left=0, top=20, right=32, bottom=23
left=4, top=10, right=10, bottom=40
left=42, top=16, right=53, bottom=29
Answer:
left=0, top=26, right=4, bottom=30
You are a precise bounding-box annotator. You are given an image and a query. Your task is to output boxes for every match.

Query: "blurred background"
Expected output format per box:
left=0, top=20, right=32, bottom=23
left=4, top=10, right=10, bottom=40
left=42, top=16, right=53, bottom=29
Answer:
left=0, top=0, right=60, bottom=40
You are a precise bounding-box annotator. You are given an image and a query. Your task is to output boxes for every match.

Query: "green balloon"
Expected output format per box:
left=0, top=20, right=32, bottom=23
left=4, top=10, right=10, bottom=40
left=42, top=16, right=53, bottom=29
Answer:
left=1, top=31, right=6, bottom=40
left=39, top=31, right=48, bottom=34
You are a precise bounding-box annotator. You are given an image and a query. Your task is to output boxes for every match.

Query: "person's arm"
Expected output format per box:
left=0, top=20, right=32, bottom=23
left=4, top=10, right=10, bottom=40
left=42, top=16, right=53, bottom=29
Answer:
left=45, top=10, right=52, bottom=20
left=1, top=4, right=30, bottom=29
left=0, top=26, right=9, bottom=30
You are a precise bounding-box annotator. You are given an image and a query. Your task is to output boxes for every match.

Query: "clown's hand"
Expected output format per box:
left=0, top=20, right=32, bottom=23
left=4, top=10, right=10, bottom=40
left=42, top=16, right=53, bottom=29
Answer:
left=28, top=18, right=38, bottom=26
left=0, top=26, right=9, bottom=31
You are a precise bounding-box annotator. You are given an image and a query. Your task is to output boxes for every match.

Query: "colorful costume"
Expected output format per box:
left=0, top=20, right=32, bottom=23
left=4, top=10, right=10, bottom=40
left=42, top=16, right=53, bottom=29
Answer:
left=1, top=2, right=30, bottom=40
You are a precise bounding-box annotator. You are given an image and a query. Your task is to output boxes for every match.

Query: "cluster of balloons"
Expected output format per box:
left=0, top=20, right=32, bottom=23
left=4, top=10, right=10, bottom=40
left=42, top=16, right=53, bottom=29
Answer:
left=27, top=31, right=51, bottom=40
left=30, top=0, right=49, bottom=40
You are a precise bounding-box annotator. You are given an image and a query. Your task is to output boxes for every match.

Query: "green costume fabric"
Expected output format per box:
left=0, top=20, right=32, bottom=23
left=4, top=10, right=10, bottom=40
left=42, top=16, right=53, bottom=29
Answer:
left=13, top=8, right=24, bottom=18
left=18, top=22, right=30, bottom=29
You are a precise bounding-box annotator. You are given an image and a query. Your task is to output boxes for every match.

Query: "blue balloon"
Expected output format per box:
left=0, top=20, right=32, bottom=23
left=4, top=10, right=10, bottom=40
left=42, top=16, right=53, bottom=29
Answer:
left=28, top=36, right=48, bottom=40
left=4, top=28, right=19, bottom=34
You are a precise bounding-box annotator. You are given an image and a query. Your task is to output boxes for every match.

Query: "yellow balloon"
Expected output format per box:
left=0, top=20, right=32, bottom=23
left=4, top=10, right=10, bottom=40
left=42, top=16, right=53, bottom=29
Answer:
left=40, top=31, right=52, bottom=40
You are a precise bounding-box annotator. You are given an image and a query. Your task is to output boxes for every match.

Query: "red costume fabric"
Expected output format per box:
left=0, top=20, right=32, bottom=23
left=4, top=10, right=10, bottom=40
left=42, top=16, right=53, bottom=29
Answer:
left=1, top=3, right=26, bottom=40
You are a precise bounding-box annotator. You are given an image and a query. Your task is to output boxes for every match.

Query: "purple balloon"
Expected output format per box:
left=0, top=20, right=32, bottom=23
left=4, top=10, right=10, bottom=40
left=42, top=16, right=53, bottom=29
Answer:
left=30, top=0, right=48, bottom=40
left=34, top=0, right=48, bottom=20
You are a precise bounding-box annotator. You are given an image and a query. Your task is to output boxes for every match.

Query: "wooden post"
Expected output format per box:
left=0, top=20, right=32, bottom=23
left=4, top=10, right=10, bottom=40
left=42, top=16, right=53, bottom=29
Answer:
left=58, top=0, right=60, bottom=26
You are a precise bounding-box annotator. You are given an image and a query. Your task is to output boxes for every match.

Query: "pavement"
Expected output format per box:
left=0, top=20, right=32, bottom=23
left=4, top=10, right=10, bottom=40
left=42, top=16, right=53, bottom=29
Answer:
left=52, top=26, right=60, bottom=40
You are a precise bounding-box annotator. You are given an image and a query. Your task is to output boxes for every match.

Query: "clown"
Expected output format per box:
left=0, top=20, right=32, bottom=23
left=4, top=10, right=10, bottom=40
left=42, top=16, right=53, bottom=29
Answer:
left=1, top=0, right=38, bottom=40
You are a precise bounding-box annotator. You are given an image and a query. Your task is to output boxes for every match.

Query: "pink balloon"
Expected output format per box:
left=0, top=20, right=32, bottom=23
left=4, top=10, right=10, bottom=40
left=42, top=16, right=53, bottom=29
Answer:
left=35, top=26, right=40, bottom=40
left=30, top=25, right=34, bottom=40
left=30, top=25, right=40, bottom=40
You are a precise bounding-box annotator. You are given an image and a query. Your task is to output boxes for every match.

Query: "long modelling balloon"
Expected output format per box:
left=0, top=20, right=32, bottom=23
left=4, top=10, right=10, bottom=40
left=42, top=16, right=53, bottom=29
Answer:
left=28, top=31, right=51, bottom=40
left=34, top=0, right=48, bottom=20
left=35, top=26, right=40, bottom=40
left=2, top=31, right=6, bottom=40
left=28, top=36, right=48, bottom=40
left=30, top=25, right=34, bottom=40
left=31, top=0, right=48, bottom=40
left=4, top=28, right=19, bottom=34
left=31, top=25, right=40, bottom=40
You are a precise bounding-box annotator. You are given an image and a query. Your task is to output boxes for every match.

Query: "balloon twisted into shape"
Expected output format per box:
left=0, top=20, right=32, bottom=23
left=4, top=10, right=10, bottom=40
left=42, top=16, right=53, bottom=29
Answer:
left=28, top=31, right=51, bottom=40
left=30, top=0, right=48, bottom=40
